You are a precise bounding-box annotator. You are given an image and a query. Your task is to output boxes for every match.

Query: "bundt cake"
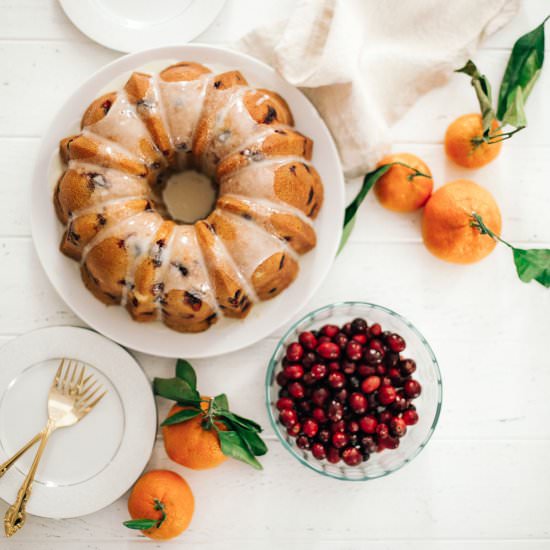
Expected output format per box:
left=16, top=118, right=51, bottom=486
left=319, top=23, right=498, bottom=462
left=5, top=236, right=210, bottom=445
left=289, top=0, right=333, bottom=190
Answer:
left=54, top=61, right=324, bottom=333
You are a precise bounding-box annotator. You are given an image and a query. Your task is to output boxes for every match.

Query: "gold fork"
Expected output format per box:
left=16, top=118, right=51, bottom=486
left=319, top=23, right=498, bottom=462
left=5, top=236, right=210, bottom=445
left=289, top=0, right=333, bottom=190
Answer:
left=3, top=358, right=106, bottom=537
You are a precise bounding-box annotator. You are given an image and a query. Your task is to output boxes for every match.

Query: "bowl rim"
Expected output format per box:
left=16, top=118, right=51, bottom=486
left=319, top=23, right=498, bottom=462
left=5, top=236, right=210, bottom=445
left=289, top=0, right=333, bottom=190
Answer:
left=265, top=301, right=443, bottom=481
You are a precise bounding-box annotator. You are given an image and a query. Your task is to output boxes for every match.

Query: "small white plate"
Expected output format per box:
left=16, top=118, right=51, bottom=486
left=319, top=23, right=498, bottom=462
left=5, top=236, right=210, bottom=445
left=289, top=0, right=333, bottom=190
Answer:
left=0, top=326, right=157, bottom=519
left=58, top=0, right=226, bottom=53
left=31, top=45, right=345, bottom=359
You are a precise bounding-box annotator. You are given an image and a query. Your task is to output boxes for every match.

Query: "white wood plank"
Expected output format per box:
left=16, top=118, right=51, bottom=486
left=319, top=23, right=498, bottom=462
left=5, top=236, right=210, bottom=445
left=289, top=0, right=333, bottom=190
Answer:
left=1, top=440, right=549, bottom=543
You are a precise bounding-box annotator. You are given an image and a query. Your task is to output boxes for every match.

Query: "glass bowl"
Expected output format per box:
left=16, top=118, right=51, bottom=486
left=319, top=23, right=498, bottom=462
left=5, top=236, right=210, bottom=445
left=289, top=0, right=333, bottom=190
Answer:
left=265, top=302, right=443, bottom=481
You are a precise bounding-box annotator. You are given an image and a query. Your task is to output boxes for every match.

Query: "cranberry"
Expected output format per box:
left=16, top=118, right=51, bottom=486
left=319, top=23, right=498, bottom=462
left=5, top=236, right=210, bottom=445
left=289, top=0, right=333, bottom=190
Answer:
left=381, top=376, right=392, bottom=386
left=349, top=392, right=367, bottom=414
left=357, top=364, right=376, bottom=377
left=369, top=339, right=385, bottom=354
left=346, top=341, right=363, bottom=361
left=328, top=371, right=346, bottom=389
left=303, top=372, right=316, bottom=386
left=301, top=351, right=317, bottom=368
left=299, top=331, right=317, bottom=350
left=312, top=407, right=327, bottom=423
left=297, top=400, right=312, bottom=414
left=359, top=415, right=378, bottom=434
left=369, top=323, right=382, bottom=336
left=330, top=419, right=345, bottom=433
left=388, top=367, right=403, bottom=386
left=361, top=375, right=381, bottom=394
left=321, top=324, right=340, bottom=338
left=333, top=333, right=348, bottom=349
left=378, top=385, right=397, bottom=405
left=332, top=432, right=348, bottom=448
left=333, top=388, right=348, bottom=403
left=384, top=352, right=400, bottom=368
left=342, top=446, right=362, bottom=466
left=327, top=361, right=340, bottom=372
left=276, top=371, right=288, bottom=387
left=311, top=387, right=330, bottom=407
left=390, top=417, right=407, bottom=437
left=286, top=342, right=304, bottom=362
left=311, top=442, right=326, bottom=460
left=378, top=410, right=393, bottom=424
left=399, top=358, right=416, bottom=376
left=363, top=348, right=383, bottom=365
left=279, top=408, right=297, bottom=427
left=376, top=423, right=389, bottom=439
left=284, top=364, right=304, bottom=380
left=351, top=318, right=368, bottom=334
left=311, top=363, right=328, bottom=380
left=360, top=436, right=378, bottom=453
left=296, top=435, right=310, bottom=449
left=326, top=447, right=341, bottom=463
left=341, top=360, right=356, bottom=375
left=303, top=418, right=319, bottom=438
left=366, top=394, right=379, bottom=409
left=317, top=341, right=340, bottom=360
left=276, top=397, right=294, bottom=411
left=376, top=364, right=387, bottom=376
left=348, top=375, right=361, bottom=389
left=404, top=379, right=422, bottom=398
left=386, top=333, right=406, bottom=352
left=327, top=401, right=344, bottom=422
left=288, top=382, right=305, bottom=399
left=347, top=420, right=360, bottom=433
left=403, top=409, right=419, bottom=425
left=317, top=429, right=330, bottom=443
left=317, top=335, right=331, bottom=344
left=352, top=333, right=367, bottom=344
left=287, top=423, right=301, bottom=436
left=342, top=322, right=353, bottom=336
left=380, top=436, right=400, bottom=450
left=391, top=392, right=409, bottom=413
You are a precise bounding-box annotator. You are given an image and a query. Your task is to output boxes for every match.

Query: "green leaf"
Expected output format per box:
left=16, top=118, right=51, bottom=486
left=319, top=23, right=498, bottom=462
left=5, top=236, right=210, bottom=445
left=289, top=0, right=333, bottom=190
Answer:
left=217, top=410, right=262, bottom=432
left=236, top=428, right=268, bottom=456
left=175, top=359, right=197, bottom=390
left=456, top=60, right=496, bottom=134
left=500, top=86, right=527, bottom=129
left=512, top=247, right=550, bottom=287
left=123, top=519, right=159, bottom=530
left=153, top=377, right=201, bottom=405
left=497, top=17, right=548, bottom=121
left=216, top=429, right=262, bottom=469
left=161, top=407, right=202, bottom=427
left=212, top=393, right=229, bottom=411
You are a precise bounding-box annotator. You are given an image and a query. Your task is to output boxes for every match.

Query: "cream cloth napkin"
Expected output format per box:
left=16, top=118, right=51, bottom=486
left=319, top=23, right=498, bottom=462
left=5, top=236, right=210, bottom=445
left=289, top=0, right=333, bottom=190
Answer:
left=235, top=0, right=519, bottom=179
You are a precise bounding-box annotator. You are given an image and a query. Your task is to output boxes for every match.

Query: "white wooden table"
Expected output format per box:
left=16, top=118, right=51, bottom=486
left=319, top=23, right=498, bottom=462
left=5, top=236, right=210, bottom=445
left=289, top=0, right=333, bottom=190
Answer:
left=0, top=1, right=549, bottom=548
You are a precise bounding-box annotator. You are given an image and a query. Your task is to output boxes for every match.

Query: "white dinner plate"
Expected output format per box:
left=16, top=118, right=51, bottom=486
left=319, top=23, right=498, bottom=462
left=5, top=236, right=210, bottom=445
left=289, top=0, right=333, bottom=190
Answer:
left=0, top=327, right=157, bottom=519
left=31, top=44, right=345, bottom=359
left=58, top=0, right=226, bottom=53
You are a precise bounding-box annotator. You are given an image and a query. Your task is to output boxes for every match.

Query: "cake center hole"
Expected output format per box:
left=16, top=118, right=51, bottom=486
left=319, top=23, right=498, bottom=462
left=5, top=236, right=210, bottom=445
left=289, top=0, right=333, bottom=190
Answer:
left=162, top=170, right=217, bottom=224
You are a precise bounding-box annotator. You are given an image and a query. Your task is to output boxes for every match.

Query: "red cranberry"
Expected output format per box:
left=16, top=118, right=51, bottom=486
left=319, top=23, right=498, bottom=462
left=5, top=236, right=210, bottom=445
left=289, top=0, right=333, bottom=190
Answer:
left=361, top=375, right=381, bottom=394
left=332, top=432, right=348, bottom=449
left=363, top=348, right=383, bottom=365
left=388, top=367, right=403, bottom=386
left=297, top=399, right=312, bottom=414
left=346, top=341, right=363, bottom=361
left=386, top=333, right=406, bottom=352
left=312, top=387, right=330, bottom=407
left=330, top=419, right=345, bottom=433
left=359, top=415, right=378, bottom=434
left=342, top=322, right=353, bottom=336
left=333, top=333, right=349, bottom=349
left=299, top=331, right=317, bottom=350
left=341, top=360, right=356, bottom=375
left=378, top=385, right=397, bottom=405
left=342, top=446, right=362, bottom=466
left=357, top=364, right=376, bottom=377
left=391, top=392, right=409, bottom=413
left=279, top=408, right=297, bottom=427
left=351, top=318, right=368, bottom=334
left=327, top=361, right=340, bottom=372
left=317, top=341, right=340, bottom=359
left=378, top=410, right=393, bottom=424
left=360, top=436, right=378, bottom=454
left=328, top=371, right=346, bottom=389
left=311, top=363, right=328, bottom=380
left=276, top=397, right=294, bottom=411
left=380, top=436, right=400, bottom=450
left=376, top=423, right=389, bottom=439
left=302, top=372, right=316, bottom=386
left=333, top=388, right=348, bottom=403
left=327, top=401, right=344, bottom=422
left=404, top=379, right=422, bottom=398
left=326, top=447, right=341, bottom=463
left=349, top=392, right=367, bottom=414
left=352, top=333, right=367, bottom=344
left=311, top=443, right=326, bottom=460
left=303, top=418, right=319, bottom=438
left=317, top=335, right=331, bottom=344
left=347, top=420, right=360, bottom=433
left=317, top=429, right=330, bottom=443
left=403, top=409, right=419, bottom=425
left=390, top=417, right=407, bottom=437
left=381, top=376, right=392, bottom=386
left=312, top=407, right=327, bottom=423
left=369, top=339, right=385, bottom=354
left=376, top=364, right=387, bottom=376
left=369, top=323, right=382, bottom=336
left=384, top=351, right=400, bottom=368
left=276, top=371, right=288, bottom=387
left=284, top=364, right=304, bottom=380
left=399, top=358, right=416, bottom=376
left=296, top=435, right=310, bottom=449
left=287, top=423, right=301, bottom=436
left=286, top=342, right=304, bottom=362
left=288, top=382, right=305, bottom=399
left=321, top=324, right=340, bottom=338
left=301, top=351, right=317, bottom=368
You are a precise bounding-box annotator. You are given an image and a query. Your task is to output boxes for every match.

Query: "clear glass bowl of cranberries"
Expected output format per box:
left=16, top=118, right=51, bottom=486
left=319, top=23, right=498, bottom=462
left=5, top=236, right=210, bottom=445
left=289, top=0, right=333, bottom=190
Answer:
left=266, top=302, right=442, bottom=481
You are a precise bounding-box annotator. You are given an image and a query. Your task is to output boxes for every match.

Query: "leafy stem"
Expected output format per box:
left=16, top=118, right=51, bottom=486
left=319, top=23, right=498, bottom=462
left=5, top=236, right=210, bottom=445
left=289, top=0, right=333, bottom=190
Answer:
left=123, top=499, right=167, bottom=531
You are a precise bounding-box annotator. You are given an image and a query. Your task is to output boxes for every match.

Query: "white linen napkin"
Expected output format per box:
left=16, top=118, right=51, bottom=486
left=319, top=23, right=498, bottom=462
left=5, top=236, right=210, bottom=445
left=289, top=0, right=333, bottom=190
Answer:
left=234, top=0, right=519, bottom=179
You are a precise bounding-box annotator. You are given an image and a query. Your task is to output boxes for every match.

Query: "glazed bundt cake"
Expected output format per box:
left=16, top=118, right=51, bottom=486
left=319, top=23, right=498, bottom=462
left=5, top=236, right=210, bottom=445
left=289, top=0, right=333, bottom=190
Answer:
left=54, top=61, right=324, bottom=333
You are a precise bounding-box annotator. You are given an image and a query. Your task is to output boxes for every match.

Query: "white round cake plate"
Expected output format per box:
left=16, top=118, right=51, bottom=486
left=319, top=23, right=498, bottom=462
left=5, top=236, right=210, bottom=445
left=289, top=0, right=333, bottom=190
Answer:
left=59, top=0, right=226, bottom=53
left=31, top=44, right=345, bottom=359
left=0, top=327, right=157, bottom=519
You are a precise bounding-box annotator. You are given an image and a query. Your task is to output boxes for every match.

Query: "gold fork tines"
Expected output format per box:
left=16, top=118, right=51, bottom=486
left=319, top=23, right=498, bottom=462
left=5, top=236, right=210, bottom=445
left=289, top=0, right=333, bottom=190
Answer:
left=3, top=358, right=106, bottom=537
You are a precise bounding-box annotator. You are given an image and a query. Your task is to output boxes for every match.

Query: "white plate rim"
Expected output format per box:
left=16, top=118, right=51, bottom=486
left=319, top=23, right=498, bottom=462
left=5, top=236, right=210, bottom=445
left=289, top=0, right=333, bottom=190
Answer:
left=31, top=44, right=345, bottom=359
left=0, top=326, right=157, bottom=519
left=58, top=0, right=227, bottom=53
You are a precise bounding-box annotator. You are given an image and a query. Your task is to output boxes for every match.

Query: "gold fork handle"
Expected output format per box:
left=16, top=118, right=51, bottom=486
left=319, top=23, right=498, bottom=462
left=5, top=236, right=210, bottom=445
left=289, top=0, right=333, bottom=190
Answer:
left=4, top=424, right=54, bottom=537
left=0, top=432, right=44, bottom=479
